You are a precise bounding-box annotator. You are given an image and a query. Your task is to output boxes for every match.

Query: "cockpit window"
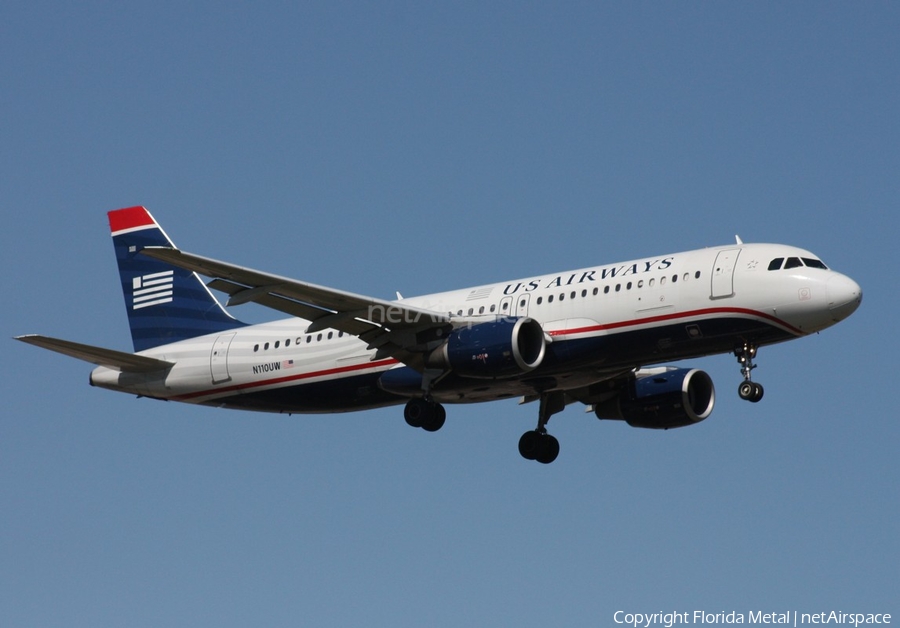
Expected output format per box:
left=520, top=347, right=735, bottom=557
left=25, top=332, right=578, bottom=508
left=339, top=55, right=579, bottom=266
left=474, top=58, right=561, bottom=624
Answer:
left=769, top=256, right=828, bottom=271
left=802, top=257, right=828, bottom=270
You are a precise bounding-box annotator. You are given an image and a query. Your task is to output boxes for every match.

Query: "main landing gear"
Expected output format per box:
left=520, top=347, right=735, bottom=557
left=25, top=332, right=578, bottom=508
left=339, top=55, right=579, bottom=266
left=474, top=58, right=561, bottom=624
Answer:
left=518, top=391, right=565, bottom=464
left=404, top=391, right=566, bottom=464
left=404, top=398, right=446, bottom=432
left=735, top=342, right=764, bottom=403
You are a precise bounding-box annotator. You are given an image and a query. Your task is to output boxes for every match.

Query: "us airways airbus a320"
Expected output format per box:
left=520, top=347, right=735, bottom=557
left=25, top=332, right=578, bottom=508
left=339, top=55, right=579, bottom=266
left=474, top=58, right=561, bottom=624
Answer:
left=16, top=206, right=862, bottom=464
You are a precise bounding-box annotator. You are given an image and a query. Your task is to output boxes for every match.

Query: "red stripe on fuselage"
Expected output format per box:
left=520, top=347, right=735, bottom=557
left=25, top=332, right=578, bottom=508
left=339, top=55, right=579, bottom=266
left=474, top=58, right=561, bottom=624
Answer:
left=547, top=307, right=803, bottom=338
left=172, top=358, right=400, bottom=402
left=108, top=206, right=155, bottom=235
left=173, top=308, right=799, bottom=404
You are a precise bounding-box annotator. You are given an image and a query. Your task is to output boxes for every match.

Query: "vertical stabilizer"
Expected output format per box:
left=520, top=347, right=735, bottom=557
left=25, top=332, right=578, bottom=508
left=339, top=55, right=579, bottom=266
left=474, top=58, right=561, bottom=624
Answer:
left=108, top=206, right=245, bottom=352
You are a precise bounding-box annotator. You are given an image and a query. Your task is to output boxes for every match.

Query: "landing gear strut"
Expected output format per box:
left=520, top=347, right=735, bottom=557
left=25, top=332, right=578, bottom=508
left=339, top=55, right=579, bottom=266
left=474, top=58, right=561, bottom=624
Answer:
left=735, top=343, right=764, bottom=403
left=518, top=391, right=564, bottom=464
left=404, top=398, right=446, bottom=432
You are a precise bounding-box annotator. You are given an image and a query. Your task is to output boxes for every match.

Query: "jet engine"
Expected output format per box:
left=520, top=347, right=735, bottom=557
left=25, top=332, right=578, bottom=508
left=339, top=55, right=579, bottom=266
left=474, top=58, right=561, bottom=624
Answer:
left=427, top=317, right=546, bottom=378
left=594, top=367, right=715, bottom=429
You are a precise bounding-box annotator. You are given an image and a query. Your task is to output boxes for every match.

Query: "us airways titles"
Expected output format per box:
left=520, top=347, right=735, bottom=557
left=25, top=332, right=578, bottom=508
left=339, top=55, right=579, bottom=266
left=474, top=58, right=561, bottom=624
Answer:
left=502, top=257, right=675, bottom=295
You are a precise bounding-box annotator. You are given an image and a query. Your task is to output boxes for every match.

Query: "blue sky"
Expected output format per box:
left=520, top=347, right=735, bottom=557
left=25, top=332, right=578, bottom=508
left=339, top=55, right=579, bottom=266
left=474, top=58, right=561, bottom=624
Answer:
left=2, top=3, right=896, bottom=626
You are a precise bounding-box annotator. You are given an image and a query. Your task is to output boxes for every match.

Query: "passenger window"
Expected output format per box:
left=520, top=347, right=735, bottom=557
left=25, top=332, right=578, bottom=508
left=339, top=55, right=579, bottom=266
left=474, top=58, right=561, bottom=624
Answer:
left=536, top=297, right=542, bottom=305
left=306, top=336, right=312, bottom=344
left=520, top=299, right=526, bottom=308
left=581, top=289, right=587, bottom=297
left=615, top=284, right=621, bottom=292
left=593, top=287, right=598, bottom=295
left=683, top=273, right=689, bottom=282
left=490, top=304, right=496, bottom=312
left=559, top=294, right=565, bottom=301
left=626, top=282, right=632, bottom=290
left=570, top=291, right=576, bottom=299
left=328, top=332, right=333, bottom=339
left=479, top=306, right=484, bottom=314
left=296, top=338, right=302, bottom=345
left=768, top=258, right=784, bottom=271
left=264, top=342, right=269, bottom=350
left=274, top=341, right=280, bottom=349
left=604, top=286, right=610, bottom=294
left=637, top=280, right=643, bottom=288
left=649, top=278, right=656, bottom=287
left=671, top=275, right=677, bottom=283
left=784, top=257, right=803, bottom=269
left=317, top=334, right=322, bottom=342
left=253, top=344, right=259, bottom=352
left=660, top=277, right=667, bottom=286
left=695, top=271, right=701, bottom=279
left=285, top=339, right=291, bottom=347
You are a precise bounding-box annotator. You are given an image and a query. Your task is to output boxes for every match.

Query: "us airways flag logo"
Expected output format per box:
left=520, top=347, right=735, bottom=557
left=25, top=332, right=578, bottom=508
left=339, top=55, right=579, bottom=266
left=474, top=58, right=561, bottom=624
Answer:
left=132, top=270, right=174, bottom=309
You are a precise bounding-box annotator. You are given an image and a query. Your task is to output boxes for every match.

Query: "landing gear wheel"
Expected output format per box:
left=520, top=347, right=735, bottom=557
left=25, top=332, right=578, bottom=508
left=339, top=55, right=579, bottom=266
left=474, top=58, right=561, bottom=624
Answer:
left=519, top=392, right=565, bottom=464
left=518, top=430, right=540, bottom=461
left=738, top=381, right=764, bottom=403
left=404, top=398, right=427, bottom=428
left=518, top=430, right=560, bottom=464
left=421, top=403, right=446, bottom=432
left=404, top=398, right=446, bottom=431
left=535, top=434, right=560, bottom=465
left=735, top=343, right=764, bottom=403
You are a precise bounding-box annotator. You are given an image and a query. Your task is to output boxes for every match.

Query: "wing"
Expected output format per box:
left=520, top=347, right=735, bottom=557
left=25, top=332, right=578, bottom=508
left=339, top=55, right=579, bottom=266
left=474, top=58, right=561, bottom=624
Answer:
left=15, top=335, right=174, bottom=372
left=139, top=247, right=453, bottom=370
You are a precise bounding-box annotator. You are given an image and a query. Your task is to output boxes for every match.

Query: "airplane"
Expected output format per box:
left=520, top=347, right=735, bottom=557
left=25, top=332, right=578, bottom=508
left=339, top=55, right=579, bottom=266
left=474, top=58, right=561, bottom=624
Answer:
left=16, top=206, right=862, bottom=464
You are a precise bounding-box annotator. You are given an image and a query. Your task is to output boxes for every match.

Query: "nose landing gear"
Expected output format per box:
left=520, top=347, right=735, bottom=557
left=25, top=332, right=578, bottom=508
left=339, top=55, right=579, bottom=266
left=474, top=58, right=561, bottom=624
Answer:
left=735, top=343, right=764, bottom=403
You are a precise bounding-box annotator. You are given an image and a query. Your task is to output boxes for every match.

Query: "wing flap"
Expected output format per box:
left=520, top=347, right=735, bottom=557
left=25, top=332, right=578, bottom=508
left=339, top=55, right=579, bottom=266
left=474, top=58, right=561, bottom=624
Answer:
left=141, top=247, right=450, bottom=329
left=15, top=335, right=174, bottom=373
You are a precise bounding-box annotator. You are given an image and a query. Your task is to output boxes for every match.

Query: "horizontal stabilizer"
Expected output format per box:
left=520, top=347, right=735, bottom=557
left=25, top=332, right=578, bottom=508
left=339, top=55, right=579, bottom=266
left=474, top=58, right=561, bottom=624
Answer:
left=14, top=335, right=174, bottom=373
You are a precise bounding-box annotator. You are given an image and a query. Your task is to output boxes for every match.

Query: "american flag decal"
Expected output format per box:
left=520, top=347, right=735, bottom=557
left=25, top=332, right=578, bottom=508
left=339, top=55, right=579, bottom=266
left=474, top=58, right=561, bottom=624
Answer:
left=132, top=270, right=174, bottom=309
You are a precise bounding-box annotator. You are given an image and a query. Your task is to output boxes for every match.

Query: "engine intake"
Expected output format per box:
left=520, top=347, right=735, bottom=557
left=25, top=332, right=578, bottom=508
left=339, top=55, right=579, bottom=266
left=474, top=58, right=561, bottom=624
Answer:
left=428, top=317, right=546, bottom=378
left=594, top=367, right=715, bottom=429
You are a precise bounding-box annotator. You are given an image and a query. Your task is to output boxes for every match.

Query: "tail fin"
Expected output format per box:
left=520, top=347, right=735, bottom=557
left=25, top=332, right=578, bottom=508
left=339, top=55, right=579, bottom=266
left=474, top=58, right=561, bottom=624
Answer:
left=109, top=206, right=246, bottom=352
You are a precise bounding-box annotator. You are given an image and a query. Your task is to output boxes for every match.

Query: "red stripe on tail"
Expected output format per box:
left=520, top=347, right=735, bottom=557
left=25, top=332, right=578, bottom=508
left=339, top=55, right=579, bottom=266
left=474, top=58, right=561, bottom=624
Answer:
left=108, top=206, right=156, bottom=234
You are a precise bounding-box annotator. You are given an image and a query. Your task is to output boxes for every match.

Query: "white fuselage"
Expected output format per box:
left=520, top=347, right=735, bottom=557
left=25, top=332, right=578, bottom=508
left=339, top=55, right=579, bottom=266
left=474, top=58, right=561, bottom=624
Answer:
left=89, top=242, right=861, bottom=413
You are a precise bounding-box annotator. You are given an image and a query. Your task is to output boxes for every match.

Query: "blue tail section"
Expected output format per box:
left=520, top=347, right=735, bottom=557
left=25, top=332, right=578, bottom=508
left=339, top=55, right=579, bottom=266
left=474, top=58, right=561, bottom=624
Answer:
left=109, top=206, right=246, bottom=352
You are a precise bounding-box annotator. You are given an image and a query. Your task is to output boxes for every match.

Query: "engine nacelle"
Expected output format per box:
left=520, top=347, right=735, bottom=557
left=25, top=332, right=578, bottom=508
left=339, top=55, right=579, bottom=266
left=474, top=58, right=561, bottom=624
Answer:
left=594, top=367, right=715, bottom=429
left=428, top=317, right=546, bottom=378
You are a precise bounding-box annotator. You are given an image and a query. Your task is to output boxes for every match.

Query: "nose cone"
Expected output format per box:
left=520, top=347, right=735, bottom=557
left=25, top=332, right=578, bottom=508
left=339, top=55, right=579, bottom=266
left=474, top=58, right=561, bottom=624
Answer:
left=826, top=273, right=862, bottom=322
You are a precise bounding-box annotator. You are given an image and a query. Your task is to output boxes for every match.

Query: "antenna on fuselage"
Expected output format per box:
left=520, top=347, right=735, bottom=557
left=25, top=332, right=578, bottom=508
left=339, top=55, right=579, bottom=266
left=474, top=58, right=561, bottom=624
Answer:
left=735, top=235, right=744, bottom=245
